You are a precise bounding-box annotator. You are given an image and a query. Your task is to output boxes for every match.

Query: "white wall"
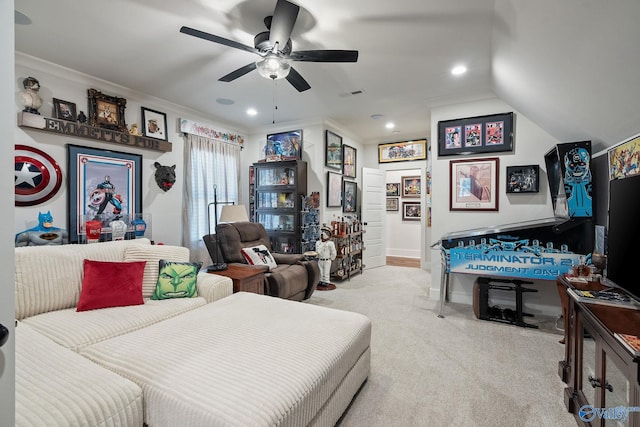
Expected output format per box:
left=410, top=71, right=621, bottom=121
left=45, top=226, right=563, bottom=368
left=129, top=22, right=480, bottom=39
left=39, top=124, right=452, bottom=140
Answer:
left=1, top=2, right=15, bottom=426
left=429, top=98, right=565, bottom=316
left=385, top=168, right=422, bottom=259
left=14, top=54, right=246, bottom=248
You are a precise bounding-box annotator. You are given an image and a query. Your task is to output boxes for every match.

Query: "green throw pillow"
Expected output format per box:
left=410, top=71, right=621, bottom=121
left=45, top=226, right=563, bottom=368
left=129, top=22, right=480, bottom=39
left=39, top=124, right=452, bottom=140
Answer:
left=151, top=259, right=202, bottom=300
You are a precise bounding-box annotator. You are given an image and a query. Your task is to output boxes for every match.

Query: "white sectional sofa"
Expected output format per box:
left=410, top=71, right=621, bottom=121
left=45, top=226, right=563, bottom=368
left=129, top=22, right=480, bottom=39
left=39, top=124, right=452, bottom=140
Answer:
left=14, top=239, right=371, bottom=426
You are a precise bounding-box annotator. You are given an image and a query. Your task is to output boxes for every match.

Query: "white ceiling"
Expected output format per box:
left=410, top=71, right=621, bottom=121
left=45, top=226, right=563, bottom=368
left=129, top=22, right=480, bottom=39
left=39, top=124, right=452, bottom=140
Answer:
left=14, top=0, right=640, bottom=149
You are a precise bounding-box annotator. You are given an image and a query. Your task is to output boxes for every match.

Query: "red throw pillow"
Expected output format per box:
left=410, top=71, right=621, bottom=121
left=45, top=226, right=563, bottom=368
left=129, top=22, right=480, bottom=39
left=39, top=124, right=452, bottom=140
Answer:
left=77, top=259, right=147, bottom=312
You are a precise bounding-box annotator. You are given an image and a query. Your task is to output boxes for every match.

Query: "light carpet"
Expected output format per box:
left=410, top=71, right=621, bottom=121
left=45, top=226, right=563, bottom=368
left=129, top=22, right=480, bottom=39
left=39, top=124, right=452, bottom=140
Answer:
left=307, top=266, right=576, bottom=427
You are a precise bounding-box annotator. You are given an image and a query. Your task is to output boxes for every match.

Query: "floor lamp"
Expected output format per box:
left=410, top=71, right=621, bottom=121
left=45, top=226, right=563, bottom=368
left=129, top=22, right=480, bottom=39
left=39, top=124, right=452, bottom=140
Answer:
left=206, top=186, right=235, bottom=272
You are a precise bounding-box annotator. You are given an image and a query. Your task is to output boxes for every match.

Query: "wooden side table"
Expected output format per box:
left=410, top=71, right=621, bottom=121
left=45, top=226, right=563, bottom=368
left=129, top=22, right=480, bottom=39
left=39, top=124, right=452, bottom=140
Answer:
left=209, top=264, right=265, bottom=295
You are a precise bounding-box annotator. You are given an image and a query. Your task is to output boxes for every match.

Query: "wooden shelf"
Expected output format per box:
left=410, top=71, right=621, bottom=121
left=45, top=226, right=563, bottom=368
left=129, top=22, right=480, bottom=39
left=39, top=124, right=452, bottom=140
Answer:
left=18, top=112, right=173, bottom=153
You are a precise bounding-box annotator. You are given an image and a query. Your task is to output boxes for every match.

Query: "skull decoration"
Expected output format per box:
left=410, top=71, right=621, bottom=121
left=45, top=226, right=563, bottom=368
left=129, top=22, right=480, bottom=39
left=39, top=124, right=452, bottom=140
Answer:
left=154, top=162, right=176, bottom=192
left=564, top=147, right=591, bottom=184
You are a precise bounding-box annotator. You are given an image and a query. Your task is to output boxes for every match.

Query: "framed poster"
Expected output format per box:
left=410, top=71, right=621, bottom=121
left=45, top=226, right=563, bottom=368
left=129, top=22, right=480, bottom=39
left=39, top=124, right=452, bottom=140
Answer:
left=386, top=182, right=400, bottom=196
left=378, top=139, right=427, bottom=163
left=386, top=197, right=399, bottom=211
left=325, top=130, right=342, bottom=170
left=327, top=171, right=342, bottom=207
left=342, top=144, right=357, bottom=178
left=402, top=176, right=421, bottom=198
left=67, top=145, right=142, bottom=243
left=449, top=157, right=499, bottom=211
left=343, top=180, right=357, bottom=213
left=506, top=165, right=540, bottom=193
left=266, top=129, right=302, bottom=160
left=53, top=98, right=77, bottom=121
left=141, top=107, right=168, bottom=141
left=438, top=112, right=513, bottom=157
left=402, top=202, right=421, bottom=220
left=608, top=135, right=640, bottom=179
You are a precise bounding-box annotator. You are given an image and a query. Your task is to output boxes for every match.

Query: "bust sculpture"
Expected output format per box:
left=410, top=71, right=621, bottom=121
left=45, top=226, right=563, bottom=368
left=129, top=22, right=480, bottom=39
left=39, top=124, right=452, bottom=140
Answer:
left=19, top=77, right=43, bottom=115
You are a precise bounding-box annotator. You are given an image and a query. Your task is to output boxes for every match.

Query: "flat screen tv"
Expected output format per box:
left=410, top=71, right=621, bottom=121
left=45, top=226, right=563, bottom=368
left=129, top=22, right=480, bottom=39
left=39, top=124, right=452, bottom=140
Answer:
left=606, top=174, right=640, bottom=300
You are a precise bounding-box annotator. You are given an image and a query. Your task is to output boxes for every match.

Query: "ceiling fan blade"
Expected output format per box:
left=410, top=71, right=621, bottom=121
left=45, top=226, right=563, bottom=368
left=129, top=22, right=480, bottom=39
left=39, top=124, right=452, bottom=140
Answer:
left=289, top=50, right=359, bottom=63
left=219, top=63, right=257, bottom=82
left=286, top=67, right=311, bottom=92
left=180, top=26, right=258, bottom=55
left=269, top=0, right=299, bottom=49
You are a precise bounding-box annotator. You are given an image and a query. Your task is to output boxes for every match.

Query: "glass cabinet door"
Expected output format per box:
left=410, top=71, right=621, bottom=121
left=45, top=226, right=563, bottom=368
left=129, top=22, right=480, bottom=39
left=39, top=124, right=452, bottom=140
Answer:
left=257, top=192, right=295, bottom=209
left=602, top=348, right=630, bottom=426
left=256, top=166, right=296, bottom=187
left=257, top=213, right=295, bottom=232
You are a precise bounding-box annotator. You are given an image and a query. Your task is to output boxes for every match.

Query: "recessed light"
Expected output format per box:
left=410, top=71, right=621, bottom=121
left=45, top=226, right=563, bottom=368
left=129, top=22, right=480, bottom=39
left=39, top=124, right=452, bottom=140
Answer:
left=216, top=98, right=234, bottom=105
left=451, top=65, right=467, bottom=76
left=246, top=108, right=257, bottom=116
left=385, top=122, right=395, bottom=129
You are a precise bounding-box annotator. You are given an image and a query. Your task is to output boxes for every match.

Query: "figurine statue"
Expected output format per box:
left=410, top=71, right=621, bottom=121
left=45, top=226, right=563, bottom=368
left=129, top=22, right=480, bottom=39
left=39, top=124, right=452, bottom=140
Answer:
left=315, top=225, right=337, bottom=287
left=18, top=76, right=43, bottom=115
left=15, top=211, right=68, bottom=246
left=129, top=123, right=142, bottom=136
left=77, top=111, right=87, bottom=123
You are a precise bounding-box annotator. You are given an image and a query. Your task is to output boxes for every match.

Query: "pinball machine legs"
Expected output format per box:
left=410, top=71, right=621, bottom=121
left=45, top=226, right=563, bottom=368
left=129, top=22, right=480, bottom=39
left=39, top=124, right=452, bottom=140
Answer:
left=473, top=277, right=539, bottom=328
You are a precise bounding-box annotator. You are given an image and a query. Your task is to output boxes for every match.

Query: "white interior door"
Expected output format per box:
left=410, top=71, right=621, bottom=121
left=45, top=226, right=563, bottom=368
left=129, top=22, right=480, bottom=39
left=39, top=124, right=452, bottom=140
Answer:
left=361, top=168, right=386, bottom=269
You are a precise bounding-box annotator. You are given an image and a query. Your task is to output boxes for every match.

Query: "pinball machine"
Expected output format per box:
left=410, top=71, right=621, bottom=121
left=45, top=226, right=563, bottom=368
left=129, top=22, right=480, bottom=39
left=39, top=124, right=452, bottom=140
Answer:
left=434, top=141, right=595, bottom=327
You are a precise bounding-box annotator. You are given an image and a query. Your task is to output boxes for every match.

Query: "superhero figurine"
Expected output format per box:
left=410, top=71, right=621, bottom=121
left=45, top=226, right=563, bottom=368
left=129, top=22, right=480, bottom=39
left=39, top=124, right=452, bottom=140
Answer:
left=15, top=211, right=68, bottom=246
left=563, top=147, right=592, bottom=217
left=315, top=225, right=337, bottom=287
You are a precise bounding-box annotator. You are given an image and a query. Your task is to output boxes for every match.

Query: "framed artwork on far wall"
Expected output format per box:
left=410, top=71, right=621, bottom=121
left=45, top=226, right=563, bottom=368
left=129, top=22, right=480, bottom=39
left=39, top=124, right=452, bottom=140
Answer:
left=386, top=197, right=399, bottom=211
left=53, top=98, right=77, bottom=121
left=378, top=139, right=427, bottom=163
left=402, top=176, right=421, bottom=198
left=327, top=171, right=342, bottom=207
left=402, top=202, right=421, bottom=220
left=67, top=145, right=142, bottom=243
left=438, top=112, right=514, bottom=157
left=506, top=165, right=540, bottom=193
left=343, top=180, right=357, bottom=213
left=386, top=182, right=400, bottom=196
left=449, top=157, right=499, bottom=211
left=141, top=107, right=168, bottom=141
left=342, top=144, right=357, bottom=178
left=87, top=88, right=128, bottom=133
left=325, top=130, right=342, bottom=170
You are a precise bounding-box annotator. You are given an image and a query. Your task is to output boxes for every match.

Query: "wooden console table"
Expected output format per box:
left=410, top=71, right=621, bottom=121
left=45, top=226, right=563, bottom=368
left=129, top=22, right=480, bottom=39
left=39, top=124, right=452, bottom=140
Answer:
left=208, top=264, right=265, bottom=295
left=557, top=275, right=640, bottom=426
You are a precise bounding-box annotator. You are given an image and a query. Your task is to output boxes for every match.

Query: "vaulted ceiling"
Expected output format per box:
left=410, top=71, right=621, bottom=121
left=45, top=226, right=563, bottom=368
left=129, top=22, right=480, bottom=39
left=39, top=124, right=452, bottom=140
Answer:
left=14, top=0, right=640, bottom=150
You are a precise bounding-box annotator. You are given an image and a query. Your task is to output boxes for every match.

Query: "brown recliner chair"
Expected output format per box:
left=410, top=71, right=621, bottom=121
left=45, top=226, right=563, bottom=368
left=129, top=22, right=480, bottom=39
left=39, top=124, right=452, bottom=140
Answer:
left=205, top=222, right=319, bottom=301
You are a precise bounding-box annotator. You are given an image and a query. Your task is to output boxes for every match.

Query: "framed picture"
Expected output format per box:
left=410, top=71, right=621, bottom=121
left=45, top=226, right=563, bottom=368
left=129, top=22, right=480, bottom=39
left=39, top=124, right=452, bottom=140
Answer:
left=327, top=171, right=342, bottom=207
left=325, top=130, right=342, bottom=170
left=438, top=112, right=514, bottom=157
left=53, top=98, right=77, bottom=121
left=506, top=165, right=540, bottom=193
left=608, top=135, right=640, bottom=179
left=402, top=176, right=421, bottom=198
left=266, top=129, right=302, bottom=160
left=67, top=145, right=142, bottom=243
left=386, top=182, right=400, bottom=196
left=87, top=88, right=128, bottom=133
left=378, top=139, right=427, bottom=163
left=343, top=180, right=357, bottom=213
left=449, top=157, right=499, bottom=211
left=141, top=107, right=168, bottom=141
left=386, top=197, right=399, bottom=211
left=342, top=144, right=357, bottom=178
left=402, top=202, right=421, bottom=220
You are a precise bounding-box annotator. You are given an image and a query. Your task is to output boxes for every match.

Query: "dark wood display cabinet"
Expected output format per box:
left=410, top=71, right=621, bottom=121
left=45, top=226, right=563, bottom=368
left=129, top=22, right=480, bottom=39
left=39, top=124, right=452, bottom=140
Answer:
left=253, top=160, right=307, bottom=254
left=557, top=275, right=640, bottom=426
left=330, top=228, right=364, bottom=281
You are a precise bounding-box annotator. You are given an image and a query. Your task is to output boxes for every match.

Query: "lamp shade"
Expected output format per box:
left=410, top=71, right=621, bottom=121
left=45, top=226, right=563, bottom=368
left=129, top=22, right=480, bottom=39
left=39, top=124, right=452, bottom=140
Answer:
left=219, top=205, right=249, bottom=223
left=256, top=55, right=291, bottom=80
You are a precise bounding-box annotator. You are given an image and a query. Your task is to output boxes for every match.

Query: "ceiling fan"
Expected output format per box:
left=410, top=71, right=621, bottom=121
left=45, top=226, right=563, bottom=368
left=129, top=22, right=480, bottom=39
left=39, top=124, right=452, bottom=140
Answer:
left=180, top=0, right=358, bottom=92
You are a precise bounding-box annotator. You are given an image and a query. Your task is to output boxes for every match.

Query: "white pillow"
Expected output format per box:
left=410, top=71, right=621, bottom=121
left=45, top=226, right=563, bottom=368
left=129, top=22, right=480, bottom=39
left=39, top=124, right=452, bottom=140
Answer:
left=241, top=245, right=278, bottom=270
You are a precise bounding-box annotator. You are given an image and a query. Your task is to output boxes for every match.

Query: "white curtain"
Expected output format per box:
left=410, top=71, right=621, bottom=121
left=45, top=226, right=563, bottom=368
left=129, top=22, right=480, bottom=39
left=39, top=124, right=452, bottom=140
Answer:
left=182, top=133, right=240, bottom=263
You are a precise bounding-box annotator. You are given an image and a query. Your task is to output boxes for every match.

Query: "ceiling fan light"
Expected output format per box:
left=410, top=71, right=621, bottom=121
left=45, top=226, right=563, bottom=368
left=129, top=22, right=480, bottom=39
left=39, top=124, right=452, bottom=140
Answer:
left=256, top=55, right=291, bottom=80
